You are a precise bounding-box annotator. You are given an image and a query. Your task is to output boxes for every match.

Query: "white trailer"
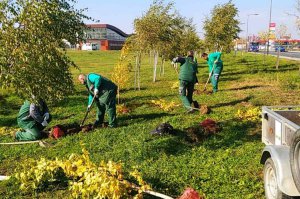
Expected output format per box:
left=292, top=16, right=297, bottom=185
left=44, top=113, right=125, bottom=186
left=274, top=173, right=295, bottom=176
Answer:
left=261, top=106, right=300, bottom=199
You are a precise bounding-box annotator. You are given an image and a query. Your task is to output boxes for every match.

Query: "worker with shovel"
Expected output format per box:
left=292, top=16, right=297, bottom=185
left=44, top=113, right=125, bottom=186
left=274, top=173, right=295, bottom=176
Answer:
left=172, top=50, right=198, bottom=113
left=15, top=99, right=51, bottom=141
left=201, top=52, right=223, bottom=93
left=78, top=73, right=117, bottom=128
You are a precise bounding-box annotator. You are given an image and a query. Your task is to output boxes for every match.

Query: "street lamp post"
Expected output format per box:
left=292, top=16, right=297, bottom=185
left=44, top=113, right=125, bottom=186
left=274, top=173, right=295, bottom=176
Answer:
left=266, top=0, right=273, bottom=55
left=246, top=13, right=259, bottom=52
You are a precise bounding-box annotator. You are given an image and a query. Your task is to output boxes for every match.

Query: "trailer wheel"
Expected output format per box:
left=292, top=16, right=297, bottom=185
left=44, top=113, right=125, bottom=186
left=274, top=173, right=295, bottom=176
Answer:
left=264, top=158, right=290, bottom=199
left=290, top=129, right=300, bottom=192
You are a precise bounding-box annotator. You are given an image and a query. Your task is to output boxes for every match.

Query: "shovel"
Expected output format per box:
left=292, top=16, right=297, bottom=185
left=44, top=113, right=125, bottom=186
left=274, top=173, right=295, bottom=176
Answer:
left=203, top=63, right=216, bottom=92
left=80, top=95, right=96, bottom=127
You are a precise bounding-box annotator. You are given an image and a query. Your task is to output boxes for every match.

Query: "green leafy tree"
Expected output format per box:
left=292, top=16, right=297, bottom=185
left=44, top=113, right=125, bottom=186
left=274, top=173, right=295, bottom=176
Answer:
left=163, top=16, right=203, bottom=60
left=203, top=0, right=241, bottom=52
left=133, top=0, right=201, bottom=82
left=122, top=35, right=143, bottom=90
left=134, top=0, right=176, bottom=82
left=0, top=0, right=90, bottom=103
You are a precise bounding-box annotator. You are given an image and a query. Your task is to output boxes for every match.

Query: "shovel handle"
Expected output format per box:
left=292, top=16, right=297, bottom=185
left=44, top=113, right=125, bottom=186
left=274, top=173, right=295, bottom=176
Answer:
left=81, top=95, right=96, bottom=126
left=203, top=63, right=216, bottom=91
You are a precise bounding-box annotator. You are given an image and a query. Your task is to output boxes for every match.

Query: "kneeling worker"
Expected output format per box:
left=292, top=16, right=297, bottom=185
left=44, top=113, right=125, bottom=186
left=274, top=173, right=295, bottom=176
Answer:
left=78, top=73, right=117, bottom=128
left=15, top=99, right=51, bottom=141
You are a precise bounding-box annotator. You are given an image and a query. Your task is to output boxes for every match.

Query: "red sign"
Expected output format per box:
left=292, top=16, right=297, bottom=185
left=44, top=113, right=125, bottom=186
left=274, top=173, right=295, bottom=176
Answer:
left=269, top=23, right=276, bottom=27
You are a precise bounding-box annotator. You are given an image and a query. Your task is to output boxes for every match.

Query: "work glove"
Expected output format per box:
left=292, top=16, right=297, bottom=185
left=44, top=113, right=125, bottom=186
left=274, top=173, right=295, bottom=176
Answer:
left=87, top=104, right=92, bottom=111
left=41, top=120, right=48, bottom=127
left=43, top=112, right=50, bottom=121
left=94, top=88, right=99, bottom=97
left=171, top=57, right=177, bottom=65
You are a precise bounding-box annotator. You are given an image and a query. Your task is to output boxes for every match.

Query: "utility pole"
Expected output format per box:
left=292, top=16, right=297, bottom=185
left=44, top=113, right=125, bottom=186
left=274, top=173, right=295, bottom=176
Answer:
left=266, top=0, right=273, bottom=55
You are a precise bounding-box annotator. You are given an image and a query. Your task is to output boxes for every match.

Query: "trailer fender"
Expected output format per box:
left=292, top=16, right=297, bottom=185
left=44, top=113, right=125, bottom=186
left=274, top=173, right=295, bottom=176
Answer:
left=261, top=145, right=300, bottom=196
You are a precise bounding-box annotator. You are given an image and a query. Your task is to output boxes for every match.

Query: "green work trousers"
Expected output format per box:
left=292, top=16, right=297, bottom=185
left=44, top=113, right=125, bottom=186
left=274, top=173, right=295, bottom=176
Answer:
left=95, top=89, right=117, bottom=127
left=179, top=80, right=194, bottom=110
left=16, top=117, right=51, bottom=141
left=210, top=65, right=223, bottom=93
left=211, top=74, right=220, bottom=93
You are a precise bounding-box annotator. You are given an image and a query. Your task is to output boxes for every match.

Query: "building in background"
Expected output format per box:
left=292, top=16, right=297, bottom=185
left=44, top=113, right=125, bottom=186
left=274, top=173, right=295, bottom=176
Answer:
left=82, top=24, right=130, bottom=50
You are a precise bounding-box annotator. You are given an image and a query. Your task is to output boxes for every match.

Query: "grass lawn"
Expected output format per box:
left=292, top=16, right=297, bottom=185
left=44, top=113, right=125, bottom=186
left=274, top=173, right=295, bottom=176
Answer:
left=0, top=50, right=300, bottom=198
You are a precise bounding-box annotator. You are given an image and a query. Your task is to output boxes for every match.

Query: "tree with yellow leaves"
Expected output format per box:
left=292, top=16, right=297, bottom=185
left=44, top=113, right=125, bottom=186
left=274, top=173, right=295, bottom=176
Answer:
left=111, top=44, right=131, bottom=104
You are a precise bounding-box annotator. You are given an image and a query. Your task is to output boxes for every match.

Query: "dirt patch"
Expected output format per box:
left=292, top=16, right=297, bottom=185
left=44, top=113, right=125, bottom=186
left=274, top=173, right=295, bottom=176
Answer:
left=200, top=119, right=221, bottom=134
left=200, top=105, right=210, bottom=114
left=0, top=167, right=8, bottom=176
left=191, top=102, right=210, bottom=114
left=185, top=119, right=220, bottom=143
left=48, top=123, right=99, bottom=139
left=194, top=89, right=213, bottom=95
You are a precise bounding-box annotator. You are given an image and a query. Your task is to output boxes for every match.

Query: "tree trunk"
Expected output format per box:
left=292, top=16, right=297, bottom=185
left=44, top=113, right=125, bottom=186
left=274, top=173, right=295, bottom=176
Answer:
left=137, top=52, right=141, bottom=90
left=275, top=49, right=280, bottom=70
left=134, top=55, right=138, bottom=90
left=117, top=87, right=120, bottom=104
left=153, top=51, right=158, bottom=82
left=263, top=45, right=266, bottom=66
left=162, top=58, right=165, bottom=75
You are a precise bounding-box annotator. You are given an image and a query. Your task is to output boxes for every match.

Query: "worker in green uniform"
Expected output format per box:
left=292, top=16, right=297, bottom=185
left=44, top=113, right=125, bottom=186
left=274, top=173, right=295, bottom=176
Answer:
left=15, top=99, right=51, bottom=141
left=201, top=52, right=223, bottom=93
left=78, top=73, right=117, bottom=128
left=172, top=50, right=198, bottom=113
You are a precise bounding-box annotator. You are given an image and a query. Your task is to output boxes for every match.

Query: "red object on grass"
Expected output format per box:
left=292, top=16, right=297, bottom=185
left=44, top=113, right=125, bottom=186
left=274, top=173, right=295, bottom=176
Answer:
left=52, top=126, right=64, bottom=139
left=178, top=188, right=203, bottom=199
left=200, top=118, right=216, bottom=127
left=200, top=118, right=218, bottom=134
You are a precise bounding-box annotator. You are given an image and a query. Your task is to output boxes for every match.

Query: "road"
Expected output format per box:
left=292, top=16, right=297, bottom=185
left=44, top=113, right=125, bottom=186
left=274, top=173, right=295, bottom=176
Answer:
left=256, top=51, right=300, bottom=61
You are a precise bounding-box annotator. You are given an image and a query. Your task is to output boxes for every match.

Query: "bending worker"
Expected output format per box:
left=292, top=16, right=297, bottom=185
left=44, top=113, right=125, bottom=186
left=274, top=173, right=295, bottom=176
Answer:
left=15, top=99, right=51, bottom=141
left=201, top=52, right=223, bottom=93
left=78, top=73, right=117, bottom=128
left=172, top=50, right=198, bottom=113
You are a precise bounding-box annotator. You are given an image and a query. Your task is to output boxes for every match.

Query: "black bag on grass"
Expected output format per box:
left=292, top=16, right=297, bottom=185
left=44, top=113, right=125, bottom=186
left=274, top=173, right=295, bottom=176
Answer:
left=150, top=122, right=174, bottom=136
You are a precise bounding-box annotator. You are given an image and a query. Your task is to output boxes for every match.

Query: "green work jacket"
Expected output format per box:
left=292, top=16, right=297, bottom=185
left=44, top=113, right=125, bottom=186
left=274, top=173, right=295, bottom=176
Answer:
left=85, top=73, right=117, bottom=105
left=207, top=52, right=223, bottom=74
left=177, top=56, right=198, bottom=83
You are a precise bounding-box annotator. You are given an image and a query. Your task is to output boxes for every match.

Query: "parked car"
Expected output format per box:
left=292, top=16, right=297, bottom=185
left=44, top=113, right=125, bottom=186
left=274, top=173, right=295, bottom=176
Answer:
left=261, top=106, right=300, bottom=199
left=275, top=45, right=286, bottom=52
left=81, top=43, right=92, bottom=51
left=248, top=42, right=259, bottom=52
left=248, top=45, right=259, bottom=52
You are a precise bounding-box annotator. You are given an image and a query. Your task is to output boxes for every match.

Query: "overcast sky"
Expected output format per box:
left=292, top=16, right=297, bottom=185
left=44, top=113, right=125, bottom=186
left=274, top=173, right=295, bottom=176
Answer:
left=76, top=0, right=300, bottom=39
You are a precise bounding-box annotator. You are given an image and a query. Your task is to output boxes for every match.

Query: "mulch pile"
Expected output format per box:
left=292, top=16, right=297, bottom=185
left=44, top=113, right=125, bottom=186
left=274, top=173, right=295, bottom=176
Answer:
left=185, top=118, right=220, bottom=143
left=199, top=105, right=210, bottom=114
left=192, top=101, right=211, bottom=114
